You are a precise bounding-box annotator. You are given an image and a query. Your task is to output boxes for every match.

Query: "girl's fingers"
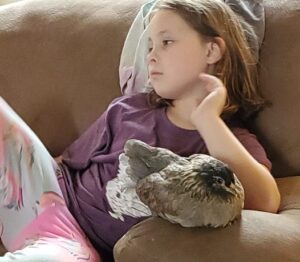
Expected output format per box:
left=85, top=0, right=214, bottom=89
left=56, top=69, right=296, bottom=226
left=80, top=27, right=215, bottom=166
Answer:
left=197, top=73, right=227, bottom=109
left=198, top=73, right=223, bottom=93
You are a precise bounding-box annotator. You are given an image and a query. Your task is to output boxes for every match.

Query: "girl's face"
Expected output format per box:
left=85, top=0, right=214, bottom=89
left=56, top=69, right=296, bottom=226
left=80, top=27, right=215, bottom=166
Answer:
left=147, top=10, right=211, bottom=101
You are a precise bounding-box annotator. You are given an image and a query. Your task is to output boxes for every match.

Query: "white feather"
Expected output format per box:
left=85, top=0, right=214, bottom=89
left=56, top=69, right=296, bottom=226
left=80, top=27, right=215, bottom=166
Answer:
left=106, top=153, right=151, bottom=221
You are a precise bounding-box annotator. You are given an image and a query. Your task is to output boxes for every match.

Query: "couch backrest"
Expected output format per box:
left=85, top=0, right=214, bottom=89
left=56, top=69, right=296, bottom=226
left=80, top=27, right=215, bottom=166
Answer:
left=0, top=0, right=299, bottom=177
left=0, top=0, right=145, bottom=155
left=254, top=0, right=300, bottom=177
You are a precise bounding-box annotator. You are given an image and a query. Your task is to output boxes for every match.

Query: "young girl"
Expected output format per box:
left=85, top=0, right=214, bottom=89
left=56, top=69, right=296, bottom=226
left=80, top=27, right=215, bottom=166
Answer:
left=0, top=0, right=280, bottom=261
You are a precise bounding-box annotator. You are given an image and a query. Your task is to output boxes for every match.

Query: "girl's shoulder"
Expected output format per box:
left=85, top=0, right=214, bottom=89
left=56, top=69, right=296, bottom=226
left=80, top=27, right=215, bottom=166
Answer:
left=107, top=92, right=151, bottom=112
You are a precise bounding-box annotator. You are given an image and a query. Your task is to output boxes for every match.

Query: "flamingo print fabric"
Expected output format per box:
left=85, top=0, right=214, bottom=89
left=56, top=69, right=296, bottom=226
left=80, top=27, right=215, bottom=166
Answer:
left=0, top=97, right=100, bottom=262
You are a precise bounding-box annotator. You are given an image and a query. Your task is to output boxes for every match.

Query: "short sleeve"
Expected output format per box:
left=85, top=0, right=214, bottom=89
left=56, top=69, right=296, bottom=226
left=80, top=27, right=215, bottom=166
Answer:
left=231, top=127, right=272, bottom=171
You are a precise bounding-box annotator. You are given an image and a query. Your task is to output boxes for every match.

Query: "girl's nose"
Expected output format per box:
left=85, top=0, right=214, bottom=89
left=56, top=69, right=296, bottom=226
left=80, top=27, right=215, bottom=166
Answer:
left=147, top=48, right=158, bottom=64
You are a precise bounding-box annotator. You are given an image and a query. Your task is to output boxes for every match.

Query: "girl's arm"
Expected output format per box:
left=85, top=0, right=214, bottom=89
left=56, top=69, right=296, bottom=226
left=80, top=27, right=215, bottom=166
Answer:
left=191, top=74, right=280, bottom=213
left=195, top=115, right=280, bottom=212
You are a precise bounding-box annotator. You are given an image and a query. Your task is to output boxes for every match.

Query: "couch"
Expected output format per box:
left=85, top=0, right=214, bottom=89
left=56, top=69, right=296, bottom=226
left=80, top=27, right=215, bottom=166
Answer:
left=0, top=0, right=300, bottom=261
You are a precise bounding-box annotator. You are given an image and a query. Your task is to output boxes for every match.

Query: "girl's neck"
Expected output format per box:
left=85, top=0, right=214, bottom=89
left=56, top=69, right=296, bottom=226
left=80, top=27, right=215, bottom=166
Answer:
left=166, top=99, right=198, bottom=130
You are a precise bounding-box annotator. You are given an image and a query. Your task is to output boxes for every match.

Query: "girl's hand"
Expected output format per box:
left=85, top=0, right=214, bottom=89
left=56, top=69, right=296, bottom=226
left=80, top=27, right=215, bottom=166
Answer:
left=190, top=73, right=227, bottom=127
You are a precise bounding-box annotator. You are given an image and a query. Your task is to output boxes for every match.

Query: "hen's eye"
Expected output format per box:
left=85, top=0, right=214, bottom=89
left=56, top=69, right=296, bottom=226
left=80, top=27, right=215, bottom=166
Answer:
left=216, top=177, right=224, bottom=184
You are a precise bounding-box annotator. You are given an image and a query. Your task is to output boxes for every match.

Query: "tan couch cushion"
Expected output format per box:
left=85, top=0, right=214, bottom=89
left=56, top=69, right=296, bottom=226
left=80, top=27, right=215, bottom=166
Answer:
left=0, top=0, right=145, bottom=156
left=253, top=0, right=300, bottom=177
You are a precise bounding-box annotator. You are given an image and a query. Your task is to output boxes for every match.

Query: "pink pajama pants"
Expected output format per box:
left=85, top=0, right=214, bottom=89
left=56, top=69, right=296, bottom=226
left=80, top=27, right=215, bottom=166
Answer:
left=0, top=97, right=100, bottom=262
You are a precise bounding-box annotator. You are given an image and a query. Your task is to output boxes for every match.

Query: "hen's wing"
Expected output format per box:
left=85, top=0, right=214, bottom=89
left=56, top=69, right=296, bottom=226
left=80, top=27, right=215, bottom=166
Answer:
left=136, top=172, right=178, bottom=217
left=124, top=139, right=187, bottom=181
left=135, top=163, right=190, bottom=219
left=106, top=153, right=152, bottom=221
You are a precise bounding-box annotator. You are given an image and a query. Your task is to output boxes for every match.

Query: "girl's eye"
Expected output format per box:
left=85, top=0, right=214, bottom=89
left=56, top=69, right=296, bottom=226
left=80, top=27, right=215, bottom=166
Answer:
left=162, top=40, right=173, bottom=46
left=147, top=40, right=173, bottom=53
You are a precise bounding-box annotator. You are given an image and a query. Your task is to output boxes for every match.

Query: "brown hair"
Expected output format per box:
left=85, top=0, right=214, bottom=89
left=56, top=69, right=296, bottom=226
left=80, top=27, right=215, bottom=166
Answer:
left=147, top=0, right=267, bottom=121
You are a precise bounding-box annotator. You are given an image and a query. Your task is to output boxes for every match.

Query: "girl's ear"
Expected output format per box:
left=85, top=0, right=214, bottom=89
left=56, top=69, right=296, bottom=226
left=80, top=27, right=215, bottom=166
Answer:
left=206, top=37, right=226, bottom=64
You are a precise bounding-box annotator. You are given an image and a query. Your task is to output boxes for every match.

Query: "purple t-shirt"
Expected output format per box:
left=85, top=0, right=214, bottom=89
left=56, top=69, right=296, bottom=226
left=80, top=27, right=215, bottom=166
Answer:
left=57, top=93, right=271, bottom=259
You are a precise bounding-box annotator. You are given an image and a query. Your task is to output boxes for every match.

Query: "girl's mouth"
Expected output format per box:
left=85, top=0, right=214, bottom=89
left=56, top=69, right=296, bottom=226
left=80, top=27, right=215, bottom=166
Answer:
left=150, top=71, right=163, bottom=77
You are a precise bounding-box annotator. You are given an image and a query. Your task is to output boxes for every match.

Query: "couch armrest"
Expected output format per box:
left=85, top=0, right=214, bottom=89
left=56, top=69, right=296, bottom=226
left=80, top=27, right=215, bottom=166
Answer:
left=114, top=176, right=300, bottom=262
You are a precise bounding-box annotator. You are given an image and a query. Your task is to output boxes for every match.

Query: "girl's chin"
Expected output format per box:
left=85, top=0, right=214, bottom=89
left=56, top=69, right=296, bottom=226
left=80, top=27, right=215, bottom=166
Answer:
left=153, top=87, right=180, bottom=99
left=153, top=89, right=173, bottom=99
